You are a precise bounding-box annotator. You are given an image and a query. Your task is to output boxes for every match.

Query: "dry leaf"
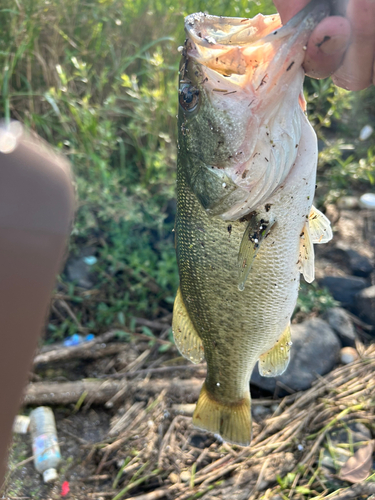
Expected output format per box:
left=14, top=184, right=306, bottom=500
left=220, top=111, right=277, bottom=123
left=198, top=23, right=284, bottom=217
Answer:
left=339, top=440, right=374, bottom=483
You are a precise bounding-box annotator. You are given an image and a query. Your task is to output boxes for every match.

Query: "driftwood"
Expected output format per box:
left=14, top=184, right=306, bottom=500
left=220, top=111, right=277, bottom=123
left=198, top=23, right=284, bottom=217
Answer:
left=330, top=482, right=375, bottom=500
left=33, top=329, right=173, bottom=366
left=34, top=330, right=119, bottom=365
left=23, top=378, right=203, bottom=406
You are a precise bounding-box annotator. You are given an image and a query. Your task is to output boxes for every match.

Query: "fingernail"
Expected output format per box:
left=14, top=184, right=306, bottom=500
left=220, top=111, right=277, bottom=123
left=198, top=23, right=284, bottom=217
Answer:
left=317, top=34, right=349, bottom=55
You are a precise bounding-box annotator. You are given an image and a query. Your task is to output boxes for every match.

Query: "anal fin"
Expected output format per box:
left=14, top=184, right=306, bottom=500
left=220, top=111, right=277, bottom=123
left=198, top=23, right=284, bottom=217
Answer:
left=238, top=213, right=275, bottom=291
left=193, top=383, right=252, bottom=446
left=259, top=323, right=291, bottom=377
left=172, top=287, right=204, bottom=364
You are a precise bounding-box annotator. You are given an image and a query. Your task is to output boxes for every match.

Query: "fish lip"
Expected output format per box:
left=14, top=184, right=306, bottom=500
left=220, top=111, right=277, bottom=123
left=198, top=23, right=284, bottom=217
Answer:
left=184, top=0, right=331, bottom=76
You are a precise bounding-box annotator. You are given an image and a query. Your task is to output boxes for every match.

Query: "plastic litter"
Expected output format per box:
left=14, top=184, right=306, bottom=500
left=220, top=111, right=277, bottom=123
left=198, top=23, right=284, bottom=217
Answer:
left=29, top=407, right=61, bottom=483
left=359, top=193, right=375, bottom=209
left=83, top=255, right=97, bottom=266
left=13, top=415, right=30, bottom=434
left=359, top=125, right=373, bottom=141
left=340, top=347, right=359, bottom=365
left=63, top=333, right=95, bottom=346
left=61, top=481, right=70, bottom=497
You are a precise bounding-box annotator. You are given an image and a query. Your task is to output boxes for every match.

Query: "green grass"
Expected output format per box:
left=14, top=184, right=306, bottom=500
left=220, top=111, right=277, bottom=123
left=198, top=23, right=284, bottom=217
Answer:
left=1, top=0, right=374, bottom=340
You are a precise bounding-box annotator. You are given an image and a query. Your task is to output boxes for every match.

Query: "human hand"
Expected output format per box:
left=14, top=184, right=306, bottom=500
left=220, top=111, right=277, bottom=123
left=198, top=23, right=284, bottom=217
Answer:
left=273, top=0, right=375, bottom=91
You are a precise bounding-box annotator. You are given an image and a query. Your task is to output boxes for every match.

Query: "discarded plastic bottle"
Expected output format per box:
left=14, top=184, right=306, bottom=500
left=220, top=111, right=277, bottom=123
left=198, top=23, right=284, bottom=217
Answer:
left=29, top=407, right=61, bottom=483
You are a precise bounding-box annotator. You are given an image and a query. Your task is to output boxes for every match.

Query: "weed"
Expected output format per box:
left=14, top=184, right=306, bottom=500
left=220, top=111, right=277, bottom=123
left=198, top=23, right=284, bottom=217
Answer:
left=1, top=0, right=373, bottom=342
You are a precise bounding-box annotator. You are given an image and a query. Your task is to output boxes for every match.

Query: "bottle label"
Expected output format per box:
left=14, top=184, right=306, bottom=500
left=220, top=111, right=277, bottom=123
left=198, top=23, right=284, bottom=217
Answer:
left=33, top=434, right=61, bottom=464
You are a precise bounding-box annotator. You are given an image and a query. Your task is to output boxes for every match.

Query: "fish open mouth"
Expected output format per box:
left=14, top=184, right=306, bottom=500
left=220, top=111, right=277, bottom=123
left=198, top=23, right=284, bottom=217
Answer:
left=184, top=0, right=331, bottom=88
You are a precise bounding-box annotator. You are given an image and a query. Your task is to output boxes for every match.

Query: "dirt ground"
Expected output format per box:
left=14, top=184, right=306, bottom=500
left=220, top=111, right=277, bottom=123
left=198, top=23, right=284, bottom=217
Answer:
left=3, top=202, right=375, bottom=500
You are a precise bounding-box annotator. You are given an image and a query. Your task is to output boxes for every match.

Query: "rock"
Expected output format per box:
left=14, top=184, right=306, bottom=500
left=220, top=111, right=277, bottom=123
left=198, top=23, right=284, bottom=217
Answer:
left=251, top=318, right=341, bottom=394
left=319, top=276, right=368, bottom=307
left=180, top=470, right=191, bottom=482
left=188, top=433, right=212, bottom=449
left=355, top=285, right=375, bottom=326
left=321, top=422, right=372, bottom=471
left=337, top=196, right=359, bottom=209
left=324, top=246, right=373, bottom=278
left=169, top=472, right=179, bottom=484
left=323, top=307, right=357, bottom=346
left=347, top=250, right=373, bottom=277
left=252, top=404, right=271, bottom=422
left=65, top=247, right=96, bottom=288
left=340, top=347, right=359, bottom=364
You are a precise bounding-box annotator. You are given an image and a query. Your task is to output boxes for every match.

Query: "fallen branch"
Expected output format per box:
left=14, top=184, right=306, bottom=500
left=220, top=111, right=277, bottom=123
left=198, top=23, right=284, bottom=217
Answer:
left=329, top=482, right=375, bottom=499
left=34, top=329, right=174, bottom=366
left=103, top=364, right=207, bottom=380
left=23, top=378, right=203, bottom=406
left=34, top=330, right=119, bottom=365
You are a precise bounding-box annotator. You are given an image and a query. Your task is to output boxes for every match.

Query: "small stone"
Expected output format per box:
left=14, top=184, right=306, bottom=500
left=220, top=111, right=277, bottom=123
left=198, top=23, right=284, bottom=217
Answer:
left=324, top=307, right=356, bottom=346
left=340, top=347, right=359, bottom=364
left=252, top=405, right=270, bottom=418
left=169, top=472, right=180, bottom=484
left=337, top=196, right=359, bottom=209
left=319, top=276, right=368, bottom=307
left=251, top=318, right=341, bottom=394
left=180, top=470, right=191, bottom=482
left=65, top=247, right=97, bottom=288
left=355, top=285, right=375, bottom=326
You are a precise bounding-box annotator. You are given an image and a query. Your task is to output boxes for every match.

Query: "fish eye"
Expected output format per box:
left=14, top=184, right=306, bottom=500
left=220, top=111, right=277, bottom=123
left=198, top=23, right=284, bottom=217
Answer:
left=179, top=83, right=199, bottom=112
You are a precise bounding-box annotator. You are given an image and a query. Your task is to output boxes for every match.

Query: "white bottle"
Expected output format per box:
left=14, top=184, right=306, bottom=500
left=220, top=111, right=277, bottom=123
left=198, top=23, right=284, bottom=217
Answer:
left=29, top=407, right=61, bottom=483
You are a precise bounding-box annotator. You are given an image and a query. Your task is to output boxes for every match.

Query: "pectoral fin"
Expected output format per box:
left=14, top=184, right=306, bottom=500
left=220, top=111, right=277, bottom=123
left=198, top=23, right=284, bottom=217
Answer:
left=238, top=214, right=275, bottom=291
left=298, top=205, right=332, bottom=283
left=172, top=287, right=204, bottom=364
left=298, top=219, right=314, bottom=283
left=308, top=205, right=333, bottom=244
left=259, top=324, right=291, bottom=377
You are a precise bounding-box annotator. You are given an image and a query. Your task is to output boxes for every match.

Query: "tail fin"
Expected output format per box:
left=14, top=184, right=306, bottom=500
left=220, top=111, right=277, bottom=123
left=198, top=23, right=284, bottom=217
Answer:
left=192, top=383, right=252, bottom=446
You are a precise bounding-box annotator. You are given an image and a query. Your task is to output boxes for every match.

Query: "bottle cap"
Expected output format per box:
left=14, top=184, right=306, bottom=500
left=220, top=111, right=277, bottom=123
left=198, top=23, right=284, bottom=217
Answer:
left=43, top=468, right=58, bottom=483
left=12, top=415, right=30, bottom=434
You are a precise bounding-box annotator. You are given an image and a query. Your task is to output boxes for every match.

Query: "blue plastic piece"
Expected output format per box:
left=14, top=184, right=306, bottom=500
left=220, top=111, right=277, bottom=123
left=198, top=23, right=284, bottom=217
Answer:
left=63, top=334, right=82, bottom=346
left=83, top=256, right=97, bottom=266
left=63, top=333, right=95, bottom=347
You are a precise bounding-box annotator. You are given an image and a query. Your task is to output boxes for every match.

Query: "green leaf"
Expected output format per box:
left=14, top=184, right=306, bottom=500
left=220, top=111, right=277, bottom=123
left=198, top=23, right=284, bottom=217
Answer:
left=158, top=343, right=171, bottom=353
left=142, top=326, right=155, bottom=337
left=295, top=486, right=311, bottom=494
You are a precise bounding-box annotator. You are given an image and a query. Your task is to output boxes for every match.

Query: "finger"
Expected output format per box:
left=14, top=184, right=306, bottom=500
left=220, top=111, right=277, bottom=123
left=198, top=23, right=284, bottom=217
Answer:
left=303, top=16, right=351, bottom=79
left=272, top=0, right=310, bottom=24
left=332, top=0, right=375, bottom=91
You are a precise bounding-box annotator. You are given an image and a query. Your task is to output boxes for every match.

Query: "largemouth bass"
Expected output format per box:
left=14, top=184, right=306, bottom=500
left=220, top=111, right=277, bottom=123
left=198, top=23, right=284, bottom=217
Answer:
left=173, top=0, right=333, bottom=446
